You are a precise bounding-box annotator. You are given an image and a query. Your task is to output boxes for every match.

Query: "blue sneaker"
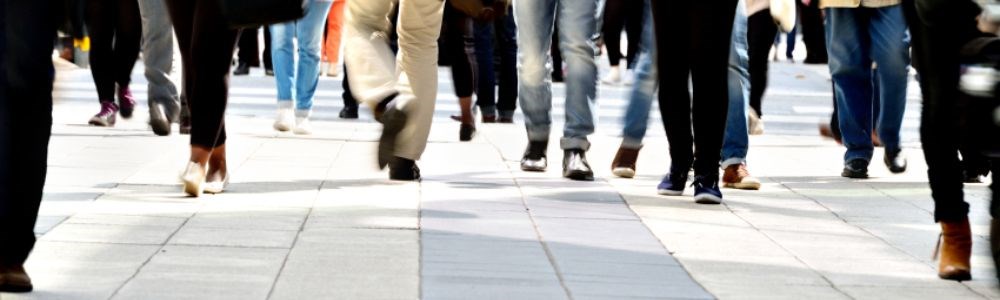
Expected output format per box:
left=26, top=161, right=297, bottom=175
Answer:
left=693, top=175, right=723, bottom=204
left=657, top=173, right=687, bottom=196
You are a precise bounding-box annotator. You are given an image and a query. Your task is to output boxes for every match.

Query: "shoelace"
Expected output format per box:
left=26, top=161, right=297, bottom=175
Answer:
left=98, top=103, right=117, bottom=116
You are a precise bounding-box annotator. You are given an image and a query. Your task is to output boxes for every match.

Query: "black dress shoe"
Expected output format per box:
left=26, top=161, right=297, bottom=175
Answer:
left=562, top=149, right=594, bottom=181
left=233, top=62, right=250, bottom=75
left=520, top=141, right=548, bottom=171
left=389, top=157, right=421, bottom=181
left=459, top=123, right=475, bottom=141
left=884, top=149, right=907, bottom=173
left=339, top=105, right=359, bottom=119
left=149, top=103, right=171, bottom=136
left=264, top=68, right=274, bottom=76
left=0, top=264, right=32, bottom=293
left=842, top=159, right=869, bottom=179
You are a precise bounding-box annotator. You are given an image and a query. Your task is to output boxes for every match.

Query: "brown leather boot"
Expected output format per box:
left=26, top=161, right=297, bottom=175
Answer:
left=937, top=219, right=972, bottom=281
left=611, top=146, right=640, bottom=178
left=0, top=264, right=33, bottom=292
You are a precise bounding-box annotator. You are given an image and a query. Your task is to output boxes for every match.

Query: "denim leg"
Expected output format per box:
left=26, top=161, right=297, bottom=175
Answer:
left=293, top=0, right=332, bottom=115
left=722, top=0, right=750, bottom=167
left=621, top=0, right=657, bottom=148
left=557, top=0, right=598, bottom=151
left=515, top=0, right=557, bottom=142
left=474, top=20, right=497, bottom=116
left=826, top=8, right=875, bottom=163
left=270, top=22, right=295, bottom=102
left=869, top=5, right=909, bottom=152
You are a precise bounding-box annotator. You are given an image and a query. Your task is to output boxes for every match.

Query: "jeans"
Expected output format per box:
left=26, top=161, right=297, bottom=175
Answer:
left=620, top=0, right=656, bottom=149
left=344, top=0, right=443, bottom=160
left=271, top=0, right=333, bottom=115
left=138, top=0, right=181, bottom=119
left=0, top=0, right=60, bottom=265
left=825, top=5, right=910, bottom=163
left=516, top=0, right=599, bottom=150
left=474, top=6, right=518, bottom=117
left=722, top=0, right=750, bottom=168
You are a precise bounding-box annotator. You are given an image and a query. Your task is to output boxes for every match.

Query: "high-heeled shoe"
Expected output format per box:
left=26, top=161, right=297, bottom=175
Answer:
left=934, top=219, right=972, bottom=281
left=459, top=123, right=475, bottom=142
left=204, top=174, right=229, bottom=194
left=180, top=162, right=206, bottom=197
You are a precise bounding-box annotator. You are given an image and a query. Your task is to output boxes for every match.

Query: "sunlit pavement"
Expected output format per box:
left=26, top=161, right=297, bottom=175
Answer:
left=3, top=55, right=997, bottom=300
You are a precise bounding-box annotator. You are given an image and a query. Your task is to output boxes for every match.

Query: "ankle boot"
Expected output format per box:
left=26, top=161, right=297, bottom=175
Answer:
left=936, top=219, right=972, bottom=281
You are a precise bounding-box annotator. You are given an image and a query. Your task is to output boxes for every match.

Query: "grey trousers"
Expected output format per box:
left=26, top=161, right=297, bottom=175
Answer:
left=137, top=0, right=181, bottom=119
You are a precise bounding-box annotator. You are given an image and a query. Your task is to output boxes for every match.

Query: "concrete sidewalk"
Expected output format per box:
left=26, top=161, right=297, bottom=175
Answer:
left=1, top=59, right=997, bottom=299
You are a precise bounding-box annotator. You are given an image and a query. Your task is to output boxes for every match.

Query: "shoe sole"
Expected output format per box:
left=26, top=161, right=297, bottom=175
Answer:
left=293, top=128, right=311, bottom=135
left=182, top=179, right=203, bottom=197
left=378, top=108, right=407, bottom=169
left=273, top=123, right=292, bottom=132
left=694, top=193, right=723, bottom=204
left=0, top=282, right=33, bottom=293
left=150, top=118, right=171, bottom=136
left=723, top=182, right=761, bottom=190
left=841, top=170, right=869, bottom=179
left=938, top=271, right=972, bottom=281
left=657, top=189, right=683, bottom=196
left=563, top=171, right=594, bottom=181
left=612, top=167, right=635, bottom=178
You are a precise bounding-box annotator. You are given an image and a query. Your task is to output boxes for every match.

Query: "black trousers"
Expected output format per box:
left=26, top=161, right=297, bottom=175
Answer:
left=651, top=0, right=737, bottom=177
left=444, top=5, right=477, bottom=98
left=166, top=0, right=239, bottom=149
left=237, top=26, right=272, bottom=70
left=747, top=9, right=778, bottom=118
left=903, top=0, right=999, bottom=221
left=602, top=0, right=644, bottom=68
left=798, top=0, right=828, bottom=64
left=0, top=0, right=62, bottom=266
left=86, top=0, right=141, bottom=101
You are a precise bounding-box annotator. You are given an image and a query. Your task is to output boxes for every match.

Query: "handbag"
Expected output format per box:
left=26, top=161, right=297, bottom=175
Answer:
left=219, top=0, right=309, bottom=28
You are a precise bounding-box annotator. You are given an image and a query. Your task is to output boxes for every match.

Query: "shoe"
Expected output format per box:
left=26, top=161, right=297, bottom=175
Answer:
left=88, top=101, right=118, bottom=127
left=373, top=94, right=398, bottom=123
left=602, top=65, right=622, bottom=84
left=818, top=123, right=842, bottom=144
left=233, top=62, right=250, bottom=75
left=520, top=141, right=548, bottom=172
left=389, top=157, right=421, bottom=181
left=273, top=107, right=295, bottom=132
left=459, top=123, right=475, bottom=142
left=149, top=103, right=171, bottom=136
left=265, top=68, right=274, bottom=76
left=179, top=114, right=191, bottom=134
left=498, top=116, right=514, bottom=123
left=656, top=173, right=687, bottom=196
left=722, top=164, right=761, bottom=190
left=0, top=264, right=32, bottom=293
left=841, top=159, right=869, bottom=179
left=378, top=103, right=407, bottom=169
left=884, top=148, right=907, bottom=173
left=203, top=173, right=229, bottom=194
left=964, top=171, right=987, bottom=183
left=319, top=62, right=329, bottom=76
left=872, top=132, right=883, bottom=147
left=936, top=219, right=972, bottom=281
left=562, top=149, right=594, bottom=181
left=293, top=117, right=312, bottom=135
left=611, top=146, right=640, bottom=178
left=326, top=64, right=340, bottom=77
left=181, top=162, right=206, bottom=197
left=622, top=69, right=635, bottom=86
left=481, top=114, right=496, bottom=123
left=748, top=110, right=764, bottom=135
left=552, top=71, right=564, bottom=83
left=693, top=175, right=723, bottom=204
left=118, top=85, right=136, bottom=118
left=339, top=106, right=359, bottom=119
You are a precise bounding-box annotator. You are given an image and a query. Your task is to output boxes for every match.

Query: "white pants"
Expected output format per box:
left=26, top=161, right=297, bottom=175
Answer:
left=345, top=0, right=444, bottom=161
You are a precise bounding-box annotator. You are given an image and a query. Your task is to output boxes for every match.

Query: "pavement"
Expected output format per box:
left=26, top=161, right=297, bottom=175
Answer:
left=1, top=50, right=997, bottom=300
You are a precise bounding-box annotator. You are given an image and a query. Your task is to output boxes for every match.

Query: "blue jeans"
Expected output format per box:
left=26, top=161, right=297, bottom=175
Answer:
left=825, top=5, right=909, bottom=163
left=722, top=0, right=750, bottom=167
left=516, top=0, right=598, bottom=150
left=620, top=0, right=656, bottom=148
left=270, top=0, right=332, bottom=115
left=474, top=7, right=518, bottom=118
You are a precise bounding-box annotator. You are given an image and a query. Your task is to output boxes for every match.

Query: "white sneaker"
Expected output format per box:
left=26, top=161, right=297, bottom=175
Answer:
left=326, top=64, right=340, bottom=77
left=274, top=107, right=294, bottom=132
left=622, top=69, right=635, bottom=86
left=748, top=110, right=765, bottom=135
left=293, top=117, right=312, bottom=135
left=320, top=62, right=329, bottom=77
left=602, top=65, right=621, bottom=84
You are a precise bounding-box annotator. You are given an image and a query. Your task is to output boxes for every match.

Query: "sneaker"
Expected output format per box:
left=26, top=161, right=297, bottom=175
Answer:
left=842, top=159, right=869, bottom=179
left=265, top=68, right=274, bottom=76
left=339, top=105, right=359, bottom=119
left=273, top=107, right=294, bottom=132
left=327, top=64, right=340, bottom=77
left=693, top=175, right=723, bottom=204
left=748, top=110, right=764, bottom=135
left=602, top=65, right=622, bottom=84
left=722, top=164, right=761, bottom=190
left=657, top=173, right=687, bottom=196
left=622, top=68, right=635, bottom=86
left=293, top=117, right=312, bottom=135
left=118, top=85, right=136, bottom=118
left=611, top=146, right=640, bottom=178
left=520, top=141, right=548, bottom=172
left=88, top=101, right=118, bottom=127
left=562, top=149, right=594, bottom=181
left=389, top=157, right=421, bottom=181
left=884, top=148, right=907, bottom=173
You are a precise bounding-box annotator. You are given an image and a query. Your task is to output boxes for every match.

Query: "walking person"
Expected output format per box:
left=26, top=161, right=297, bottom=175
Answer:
left=650, top=0, right=738, bottom=203
left=344, top=0, right=445, bottom=181
left=799, top=0, right=828, bottom=64
left=234, top=27, right=273, bottom=76
left=823, top=0, right=909, bottom=179
left=166, top=0, right=240, bottom=196
left=85, top=0, right=141, bottom=127
left=721, top=0, right=763, bottom=191
left=516, top=0, right=600, bottom=181
left=322, top=0, right=347, bottom=77
left=0, top=0, right=64, bottom=292
left=442, top=0, right=484, bottom=141
left=746, top=0, right=779, bottom=133
left=599, top=0, right=643, bottom=85
left=473, top=0, right=517, bottom=123
left=611, top=0, right=655, bottom=178
left=270, top=0, right=334, bottom=135
left=138, top=0, right=182, bottom=136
